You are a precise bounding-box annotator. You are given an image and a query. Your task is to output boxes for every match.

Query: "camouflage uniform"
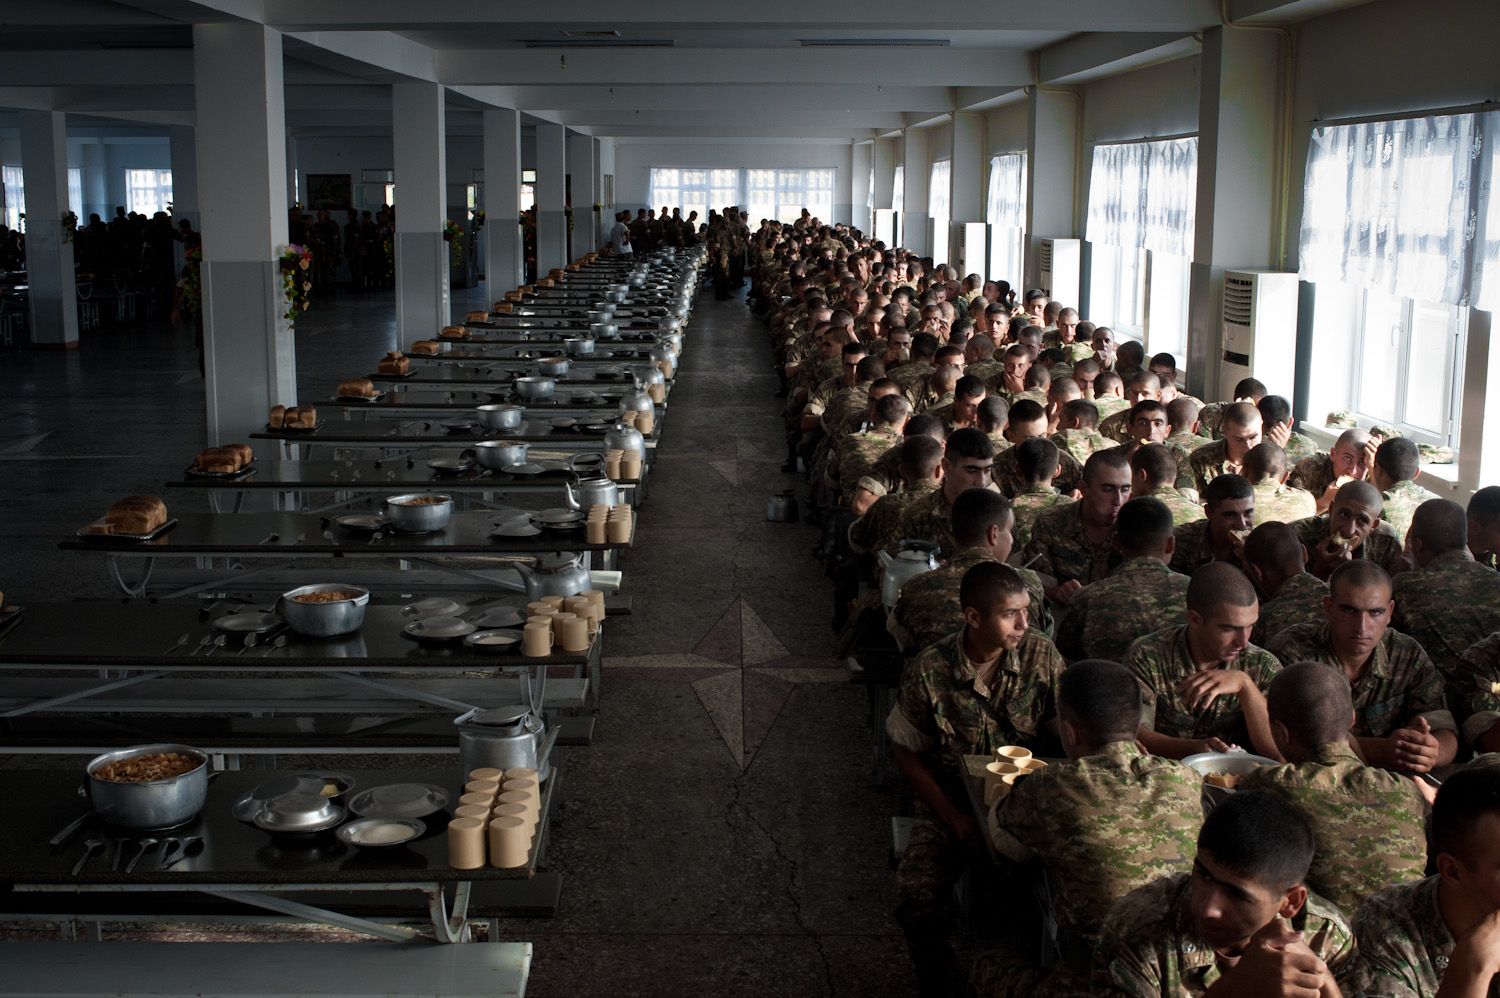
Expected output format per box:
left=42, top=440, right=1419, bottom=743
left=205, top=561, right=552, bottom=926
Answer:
left=1263, top=622, right=1457, bottom=739
left=1186, top=439, right=1242, bottom=495
left=848, top=478, right=938, bottom=555
left=1350, top=876, right=1477, bottom=998
left=1097, top=408, right=1137, bottom=445
left=888, top=360, right=935, bottom=399
left=1144, top=485, right=1204, bottom=528
left=885, top=486, right=959, bottom=559
left=1197, top=401, right=1227, bottom=440
left=833, top=425, right=902, bottom=504
left=925, top=400, right=977, bottom=436
left=1392, top=549, right=1500, bottom=691
left=1051, top=428, right=1115, bottom=468
left=986, top=430, right=1014, bottom=458
left=1166, top=429, right=1211, bottom=454
left=1251, top=479, right=1317, bottom=526
left=965, top=359, right=1004, bottom=385
left=1457, top=634, right=1500, bottom=747
left=1094, top=396, right=1131, bottom=421
left=890, top=547, right=1052, bottom=650
left=1023, top=500, right=1124, bottom=589
left=1287, top=452, right=1339, bottom=499
left=867, top=441, right=904, bottom=494
left=973, top=741, right=1203, bottom=998
left=820, top=383, right=871, bottom=443
left=902, top=370, right=947, bottom=413
left=993, top=445, right=1083, bottom=498
left=1238, top=740, right=1426, bottom=914
left=1380, top=478, right=1443, bottom=545
left=1290, top=514, right=1405, bottom=575
left=1168, top=519, right=1243, bottom=577
left=1251, top=573, right=1329, bottom=648
left=1094, top=872, right=1355, bottom=998
left=1055, top=557, right=1191, bottom=663
left=1284, top=430, right=1321, bottom=465
left=1012, top=485, right=1074, bottom=554
left=1124, top=625, right=1282, bottom=743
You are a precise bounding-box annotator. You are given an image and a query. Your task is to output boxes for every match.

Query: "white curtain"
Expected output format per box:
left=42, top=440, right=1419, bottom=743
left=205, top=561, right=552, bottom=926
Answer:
left=1085, top=138, right=1198, bottom=258
left=986, top=153, right=1027, bottom=230
left=1473, top=112, right=1500, bottom=312
left=892, top=165, right=905, bottom=214
left=1299, top=114, right=1488, bottom=308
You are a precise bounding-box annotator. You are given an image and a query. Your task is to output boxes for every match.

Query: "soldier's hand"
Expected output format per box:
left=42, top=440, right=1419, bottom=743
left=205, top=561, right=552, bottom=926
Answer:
left=1046, top=580, right=1083, bottom=604
left=945, top=811, right=986, bottom=856
left=1266, top=421, right=1292, bottom=448
left=1309, top=535, right=1353, bottom=579
left=1316, top=483, right=1339, bottom=515
left=1411, top=774, right=1439, bottom=808
left=1391, top=717, right=1441, bottom=773
left=1449, top=905, right=1500, bottom=985
left=1225, top=917, right=1333, bottom=998
left=1362, top=437, right=1380, bottom=475
left=1177, top=669, right=1249, bottom=711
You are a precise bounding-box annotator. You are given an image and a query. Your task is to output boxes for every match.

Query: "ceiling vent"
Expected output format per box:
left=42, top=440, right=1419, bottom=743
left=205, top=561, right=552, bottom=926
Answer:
left=801, top=38, right=950, bottom=47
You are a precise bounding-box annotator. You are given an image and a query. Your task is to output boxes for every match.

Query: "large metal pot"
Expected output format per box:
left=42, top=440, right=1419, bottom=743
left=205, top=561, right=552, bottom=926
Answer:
left=87, top=743, right=210, bottom=830
left=471, top=440, right=528, bottom=469
left=278, top=583, right=370, bottom=637
left=514, top=376, right=556, bottom=400
left=590, top=321, right=619, bottom=340
left=477, top=403, right=524, bottom=431
left=589, top=303, right=616, bottom=318
left=537, top=357, right=570, bottom=378
left=564, top=336, right=595, bottom=357
left=384, top=493, right=453, bottom=533
left=605, top=289, right=628, bottom=304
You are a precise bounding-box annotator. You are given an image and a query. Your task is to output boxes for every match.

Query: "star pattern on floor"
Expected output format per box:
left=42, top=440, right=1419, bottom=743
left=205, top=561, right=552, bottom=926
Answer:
left=603, top=597, right=844, bottom=770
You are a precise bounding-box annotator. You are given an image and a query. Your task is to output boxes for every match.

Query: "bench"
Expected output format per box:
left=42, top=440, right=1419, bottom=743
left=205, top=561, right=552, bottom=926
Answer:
left=0, top=940, right=532, bottom=997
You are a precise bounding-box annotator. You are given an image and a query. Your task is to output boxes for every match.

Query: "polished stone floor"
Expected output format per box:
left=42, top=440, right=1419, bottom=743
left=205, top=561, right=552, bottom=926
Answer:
left=0, top=280, right=914, bottom=996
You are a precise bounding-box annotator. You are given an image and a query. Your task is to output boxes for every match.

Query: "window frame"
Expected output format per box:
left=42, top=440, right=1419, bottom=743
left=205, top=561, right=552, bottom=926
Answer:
left=1348, top=287, right=1467, bottom=447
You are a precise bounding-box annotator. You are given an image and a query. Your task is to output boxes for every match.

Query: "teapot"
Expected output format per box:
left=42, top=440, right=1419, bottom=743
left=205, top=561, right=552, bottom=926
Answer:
left=620, top=379, right=655, bottom=415
left=560, top=454, right=620, bottom=510
left=605, top=419, right=646, bottom=453
left=511, top=552, right=592, bottom=600
left=877, top=541, right=941, bottom=609
left=456, top=699, right=560, bottom=781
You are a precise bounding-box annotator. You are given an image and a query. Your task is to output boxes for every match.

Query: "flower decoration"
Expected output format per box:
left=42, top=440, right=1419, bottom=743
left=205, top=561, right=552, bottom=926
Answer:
left=182, top=246, right=202, bottom=315
left=278, top=243, right=314, bottom=325
left=444, top=218, right=464, bottom=263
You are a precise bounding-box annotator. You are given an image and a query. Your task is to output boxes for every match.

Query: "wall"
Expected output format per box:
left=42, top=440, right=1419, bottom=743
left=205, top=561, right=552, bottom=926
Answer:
left=986, top=101, right=1028, bottom=156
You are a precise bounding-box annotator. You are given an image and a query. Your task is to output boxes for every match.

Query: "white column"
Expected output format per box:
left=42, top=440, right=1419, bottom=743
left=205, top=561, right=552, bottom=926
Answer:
left=1025, top=88, right=1080, bottom=290
left=851, top=141, right=873, bottom=235
left=285, top=134, right=298, bottom=209
left=167, top=125, right=198, bottom=228
left=534, top=122, right=567, bottom=272
left=567, top=129, right=596, bottom=255
left=901, top=128, right=930, bottom=256
left=950, top=112, right=986, bottom=277
left=597, top=137, right=616, bottom=248
left=192, top=22, right=292, bottom=444
left=872, top=137, right=895, bottom=211
left=392, top=82, right=450, bottom=341
left=20, top=110, right=78, bottom=349
left=482, top=107, right=522, bottom=293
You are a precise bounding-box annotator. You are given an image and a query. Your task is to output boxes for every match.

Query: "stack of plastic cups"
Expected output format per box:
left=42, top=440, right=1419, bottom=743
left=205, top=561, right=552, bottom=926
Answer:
left=450, top=767, right=504, bottom=868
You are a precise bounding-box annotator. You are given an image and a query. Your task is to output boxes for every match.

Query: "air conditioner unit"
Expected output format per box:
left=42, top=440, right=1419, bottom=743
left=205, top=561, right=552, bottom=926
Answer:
left=1037, top=237, right=1080, bottom=307
left=1219, top=270, right=1299, bottom=400
left=873, top=209, right=896, bottom=246
left=954, top=222, right=987, bottom=279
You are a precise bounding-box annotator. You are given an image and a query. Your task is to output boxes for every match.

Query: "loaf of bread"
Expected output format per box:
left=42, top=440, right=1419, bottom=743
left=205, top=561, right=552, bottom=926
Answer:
left=493, top=302, right=514, bottom=313
left=105, top=495, right=167, bottom=535
left=226, top=443, right=253, bottom=467
left=536, top=278, right=555, bottom=288
left=194, top=445, right=243, bottom=472
left=376, top=353, right=410, bottom=375
left=292, top=405, right=317, bottom=428
left=549, top=269, right=566, bottom=280
left=501, top=292, right=523, bottom=303
left=269, top=405, right=286, bottom=428
left=410, top=340, right=440, bottom=355
left=440, top=325, right=469, bottom=339
left=466, top=311, right=488, bottom=323
left=338, top=378, right=377, bottom=398
left=284, top=407, right=300, bottom=427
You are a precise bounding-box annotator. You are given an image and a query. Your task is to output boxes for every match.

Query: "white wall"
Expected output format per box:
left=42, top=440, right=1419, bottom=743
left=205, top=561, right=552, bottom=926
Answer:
left=986, top=101, right=1029, bottom=155
left=612, top=139, right=855, bottom=224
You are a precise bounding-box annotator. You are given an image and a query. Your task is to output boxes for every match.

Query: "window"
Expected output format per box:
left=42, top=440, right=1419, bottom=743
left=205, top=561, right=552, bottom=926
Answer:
left=891, top=164, right=904, bottom=214
left=1145, top=252, right=1192, bottom=368
left=520, top=184, right=534, bottom=212
left=928, top=160, right=951, bottom=261
left=986, top=153, right=1028, bottom=285
left=1089, top=243, right=1148, bottom=341
left=650, top=168, right=834, bottom=224
left=2, top=165, right=23, bottom=231
left=68, top=168, right=82, bottom=221
left=650, top=167, right=724, bottom=218
left=866, top=164, right=874, bottom=217
left=126, top=168, right=172, bottom=216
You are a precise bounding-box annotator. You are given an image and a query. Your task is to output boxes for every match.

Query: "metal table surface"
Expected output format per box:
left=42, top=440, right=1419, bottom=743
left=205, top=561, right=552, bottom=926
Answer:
left=1, top=766, right=560, bottom=940
left=248, top=418, right=661, bottom=465
left=317, top=389, right=652, bottom=414
left=365, top=366, right=673, bottom=392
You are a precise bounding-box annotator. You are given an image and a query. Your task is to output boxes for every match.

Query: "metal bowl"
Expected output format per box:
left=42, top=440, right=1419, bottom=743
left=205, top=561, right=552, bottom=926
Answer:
left=1181, top=751, right=1279, bottom=807
left=472, top=440, right=528, bottom=470
left=477, top=403, right=524, bottom=431
left=384, top=493, right=453, bottom=533
left=253, top=791, right=346, bottom=833
left=278, top=584, right=370, bottom=637
left=514, top=376, right=556, bottom=400
left=564, top=336, right=595, bottom=357
left=605, top=290, right=627, bottom=304
left=337, top=817, right=425, bottom=848
left=87, top=743, right=210, bottom=830
left=590, top=321, right=619, bottom=340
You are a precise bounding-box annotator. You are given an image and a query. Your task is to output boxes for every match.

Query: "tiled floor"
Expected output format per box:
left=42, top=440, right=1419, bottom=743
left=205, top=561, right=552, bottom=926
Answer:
left=0, top=279, right=915, bottom=996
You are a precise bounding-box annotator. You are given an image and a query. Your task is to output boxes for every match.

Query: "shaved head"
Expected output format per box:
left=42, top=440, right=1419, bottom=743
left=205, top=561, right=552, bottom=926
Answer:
left=1187, top=562, right=1259, bottom=614
left=1410, top=498, right=1468, bottom=556
left=1267, top=662, right=1355, bottom=748
left=1333, top=479, right=1383, bottom=514
left=1244, top=522, right=1306, bottom=576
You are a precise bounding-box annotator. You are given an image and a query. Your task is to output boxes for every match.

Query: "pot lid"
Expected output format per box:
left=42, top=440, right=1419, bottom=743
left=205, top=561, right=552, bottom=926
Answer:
left=471, top=704, right=532, bottom=727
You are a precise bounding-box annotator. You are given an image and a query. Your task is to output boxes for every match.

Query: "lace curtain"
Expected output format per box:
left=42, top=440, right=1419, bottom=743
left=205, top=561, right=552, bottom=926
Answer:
left=1085, top=138, right=1198, bottom=258
left=986, top=153, right=1027, bottom=231
left=892, top=165, right=905, bottom=214
left=1299, top=113, right=1490, bottom=308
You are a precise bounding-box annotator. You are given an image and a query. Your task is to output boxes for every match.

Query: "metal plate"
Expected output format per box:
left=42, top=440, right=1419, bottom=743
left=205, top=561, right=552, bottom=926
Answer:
left=427, top=457, right=476, bottom=473
left=76, top=518, right=179, bottom=541
left=463, top=628, right=523, bottom=652
left=337, top=817, right=425, bottom=848
left=347, top=783, right=450, bottom=820
left=183, top=461, right=256, bottom=479
left=467, top=607, right=527, bottom=629
left=330, top=513, right=387, bottom=532
left=211, top=611, right=284, bottom=634
left=400, top=598, right=469, bottom=620
left=532, top=508, right=585, bottom=525
left=253, top=800, right=346, bottom=834
left=266, top=421, right=323, bottom=433
left=440, top=418, right=478, bottom=432
left=335, top=391, right=386, bottom=402
left=492, top=521, right=542, bottom=538
left=231, top=775, right=321, bottom=822
left=402, top=616, right=478, bottom=642
left=549, top=417, right=578, bottom=428
left=292, top=771, right=357, bottom=800
left=503, top=463, right=546, bottom=476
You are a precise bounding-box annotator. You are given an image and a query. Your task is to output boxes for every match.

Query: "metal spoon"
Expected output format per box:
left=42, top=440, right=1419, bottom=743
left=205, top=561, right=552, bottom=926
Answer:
left=237, top=632, right=259, bottom=656
left=203, top=634, right=228, bottom=657
left=260, top=634, right=287, bottom=657
left=161, top=634, right=189, bottom=655
left=111, top=838, right=130, bottom=870
left=124, top=837, right=159, bottom=873
left=291, top=533, right=306, bottom=546
left=190, top=634, right=215, bottom=656
left=72, top=839, right=103, bottom=876
left=159, top=836, right=201, bottom=870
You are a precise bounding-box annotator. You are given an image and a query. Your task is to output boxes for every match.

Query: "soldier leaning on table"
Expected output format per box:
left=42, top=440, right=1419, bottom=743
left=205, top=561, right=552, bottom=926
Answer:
left=886, top=562, right=1064, bottom=998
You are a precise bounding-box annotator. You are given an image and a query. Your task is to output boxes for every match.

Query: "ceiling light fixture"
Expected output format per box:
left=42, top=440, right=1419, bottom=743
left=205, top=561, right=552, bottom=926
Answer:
left=525, top=39, right=675, bottom=48
left=801, top=38, right=950, bottom=47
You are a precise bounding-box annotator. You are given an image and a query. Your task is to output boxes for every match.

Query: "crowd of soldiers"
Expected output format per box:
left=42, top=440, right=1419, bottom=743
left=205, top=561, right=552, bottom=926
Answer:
left=745, top=215, right=1500, bottom=998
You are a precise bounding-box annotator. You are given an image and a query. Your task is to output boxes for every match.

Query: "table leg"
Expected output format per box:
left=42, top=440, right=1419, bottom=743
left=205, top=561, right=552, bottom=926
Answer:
left=106, top=555, right=156, bottom=598
left=199, top=889, right=431, bottom=943
left=429, top=881, right=473, bottom=943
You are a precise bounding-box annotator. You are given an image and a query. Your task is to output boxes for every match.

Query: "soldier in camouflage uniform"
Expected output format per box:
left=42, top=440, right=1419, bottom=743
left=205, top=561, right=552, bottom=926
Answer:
left=1007, top=438, right=1073, bottom=553
left=1265, top=560, right=1458, bottom=772
left=1097, top=371, right=1165, bottom=443
left=1129, top=443, right=1204, bottom=529
left=962, top=335, right=1004, bottom=386
left=972, top=660, right=1202, bottom=998
left=1458, top=634, right=1500, bottom=751
left=1051, top=398, right=1113, bottom=467
left=890, top=489, right=1052, bottom=649
left=975, top=396, right=1014, bottom=458
left=1024, top=449, right=1133, bottom=602
left=1240, top=663, right=1428, bottom=913
left=887, top=332, right=938, bottom=398
left=1094, top=792, right=1354, bottom=998
left=993, top=399, right=1083, bottom=497
left=1055, top=498, right=1190, bottom=663
left=1092, top=371, right=1132, bottom=421
left=1392, top=499, right=1500, bottom=695
left=848, top=437, right=943, bottom=556
left=1126, top=562, right=1282, bottom=759
left=1169, top=474, right=1253, bottom=577
left=1287, top=428, right=1373, bottom=513
left=1243, top=522, right=1330, bottom=647
left=1187, top=402, right=1263, bottom=494
left=1241, top=442, right=1318, bottom=526
left=1351, top=763, right=1500, bottom=998
left=1370, top=438, right=1442, bottom=544
left=1257, top=395, right=1320, bottom=465
left=830, top=392, right=907, bottom=506
left=883, top=428, right=996, bottom=559
left=886, top=563, right=1064, bottom=998
left=1290, top=480, right=1405, bottom=579
left=923, top=374, right=986, bottom=435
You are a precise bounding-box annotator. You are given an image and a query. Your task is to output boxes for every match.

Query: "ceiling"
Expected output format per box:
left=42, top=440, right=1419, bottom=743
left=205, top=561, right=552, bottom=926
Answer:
left=0, top=0, right=1378, bottom=141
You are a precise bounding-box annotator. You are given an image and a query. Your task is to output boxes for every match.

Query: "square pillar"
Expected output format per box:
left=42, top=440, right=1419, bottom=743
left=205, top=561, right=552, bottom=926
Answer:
left=20, top=110, right=78, bottom=349
left=851, top=141, right=873, bottom=234
left=392, top=82, right=450, bottom=341
left=167, top=125, right=198, bottom=229
left=872, top=137, right=895, bottom=211
left=1025, top=88, right=1080, bottom=290
left=900, top=128, right=930, bottom=256
left=534, top=122, right=567, bottom=272
left=567, top=130, right=596, bottom=255
left=483, top=107, right=523, bottom=292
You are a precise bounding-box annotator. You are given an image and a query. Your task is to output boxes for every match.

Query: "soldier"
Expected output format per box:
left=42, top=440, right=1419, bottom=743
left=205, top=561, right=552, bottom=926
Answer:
left=1393, top=499, right=1500, bottom=689
left=1197, top=377, right=1268, bottom=441
left=1131, top=444, right=1204, bottom=528
left=1117, top=401, right=1196, bottom=491
left=1291, top=480, right=1405, bottom=580
left=972, top=660, right=1202, bottom=998
left=1072, top=357, right=1101, bottom=400
left=1113, top=340, right=1146, bottom=383
left=883, top=428, right=996, bottom=559
left=1170, top=474, right=1254, bottom=577
left=1051, top=397, right=1113, bottom=469
left=1099, top=371, right=1164, bottom=443
left=848, top=436, right=943, bottom=557
left=1024, top=449, right=1133, bottom=604
left=831, top=391, right=908, bottom=506
left=1187, top=402, right=1263, bottom=494
left=1264, top=560, right=1458, bottom=773
left=1242, top=663, right=1428, bottom=915
left=1458, top=633, right=1500, bottom=753
left=888, top=332, right=940, bottom=400
left=1351, top=765, right=1500, bottom=998
left=989, top=343, right=1033, bottom=402
left=886, top=563, right=1064, bottom=998
left=1090, top=325, right=1118, bottom=369
left=1055, top=498, right=1191, bottom=663
left=1243, top=521, right=1330, bottom=647
left=1093, top=371, right=1131, bottom=421
left=1165, top=396, right=1210, bottom=456
left=925, top=374, right=986, bottom=435
left=1257, top=395, right=1320, bottom=465
left=866, top=413, right=945, bottom=495
left=962, top=334, right=1004, bottom=385
left=993, top=399, right=1083, bottom=497
left=890, top=489, right=1051, bottom=650
left=1242, top=442, right=1317, bottom=526
left=1009, top=438, right=1073, bottom=553
left=1043, top=376, right=1081, bottom=434
left=975, top=396, right=1012, bottom=457
left=1288, top=428, right=1374, bottom=514
left=1467, top=486, right=1500, bottom=571
left=1371, top=437, right=1441, bottom=544
left=1041, top=305, right=1084, bottom=350
left=1094, top=791, right=1354, bottom=998
left=1125, top=562, right=1282, bottom=760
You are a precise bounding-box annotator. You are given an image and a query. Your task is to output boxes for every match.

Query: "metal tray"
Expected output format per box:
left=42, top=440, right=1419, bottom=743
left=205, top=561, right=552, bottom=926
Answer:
left=335, top=391, right=386, bottom=402
left=183, top=461, right=256, bottom=479
left=267, top=421, right=322, bottom=433
left=347, top=783, right=449, bottom=820
left=76, top=518, right=178, bottom=541
left=211, top=611, right=284, bottom=634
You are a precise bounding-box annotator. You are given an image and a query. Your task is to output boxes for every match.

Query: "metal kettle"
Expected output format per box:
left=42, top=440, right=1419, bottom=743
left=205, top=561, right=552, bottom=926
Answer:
left=766, top=490, right=799, bottom=522
left=455, top=680, right=560, bottom=780
left=561, top=465, right=620, bottom=510
left=605, top=418, right=646, bottom=453
left=877, top=541, right=941, bottom=608
left=512, top=552, right=592, bottom=599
